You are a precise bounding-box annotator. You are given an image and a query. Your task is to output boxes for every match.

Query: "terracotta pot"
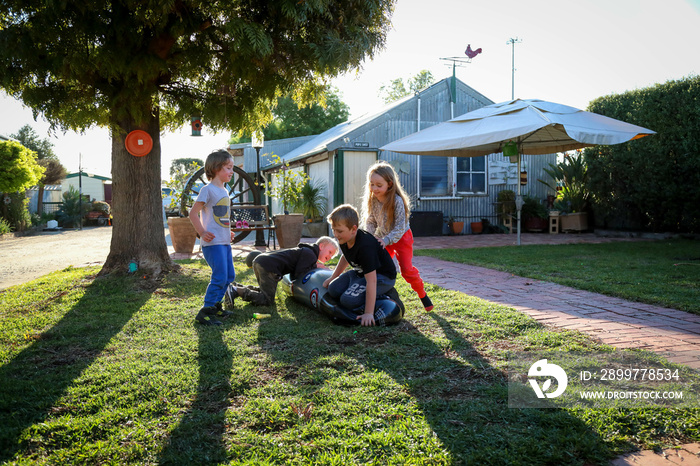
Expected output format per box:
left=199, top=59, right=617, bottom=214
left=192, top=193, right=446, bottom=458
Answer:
left=560, top=212, right=589, bottom=232
left=470, top=221, right=483, bottom=234
left=273, top=213, right=305, bottom=248
left=449, top=221, right=464, bottom=235
left=167, top=217, right=198, bottom=253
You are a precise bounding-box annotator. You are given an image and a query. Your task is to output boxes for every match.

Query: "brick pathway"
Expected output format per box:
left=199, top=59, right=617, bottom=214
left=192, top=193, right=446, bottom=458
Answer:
left=172, top=231, right=700, bottom=370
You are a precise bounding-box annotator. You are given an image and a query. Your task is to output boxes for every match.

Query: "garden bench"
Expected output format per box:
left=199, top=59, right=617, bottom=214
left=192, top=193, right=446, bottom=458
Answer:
left=230, top=205, right=276, bottom=249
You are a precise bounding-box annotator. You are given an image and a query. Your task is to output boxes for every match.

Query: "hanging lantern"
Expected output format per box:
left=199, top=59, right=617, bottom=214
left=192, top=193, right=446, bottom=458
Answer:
left=520, top=162, right=528, bottom=185
left=191, top=117, right=203, bottom=136
left=520, top=169, right=528, bottom=185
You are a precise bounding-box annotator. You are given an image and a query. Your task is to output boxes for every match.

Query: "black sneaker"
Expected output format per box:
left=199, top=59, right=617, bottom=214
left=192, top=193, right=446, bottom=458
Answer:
left=195, top=306, right=222, bottom=326
left=420, top=294, right=434, bottom=312
left=224, top=284, right=239, bottom=309
left=214, top=302, right=234, bottom=318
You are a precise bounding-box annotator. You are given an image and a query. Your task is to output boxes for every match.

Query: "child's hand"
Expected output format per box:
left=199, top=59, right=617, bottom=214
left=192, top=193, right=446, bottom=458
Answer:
left=357, top=313, right=375, bottom=326
left=316, top=260, right=329, bottom=270
left=322, top=278, right=331, bottom=288
left=201, top=231, right=215, bottom=242
left=376, top=237, right=386, bottom=248
left=230, top=230, right=235, bottom=241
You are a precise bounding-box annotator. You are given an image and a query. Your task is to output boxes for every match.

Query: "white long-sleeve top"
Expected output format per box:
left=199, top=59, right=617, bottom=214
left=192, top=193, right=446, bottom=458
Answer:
left=364, top=194, right=409, bottom=246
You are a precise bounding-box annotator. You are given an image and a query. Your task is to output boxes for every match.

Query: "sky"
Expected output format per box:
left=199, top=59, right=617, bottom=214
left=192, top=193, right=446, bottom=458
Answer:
left=1, top=0, right=699, bottom=180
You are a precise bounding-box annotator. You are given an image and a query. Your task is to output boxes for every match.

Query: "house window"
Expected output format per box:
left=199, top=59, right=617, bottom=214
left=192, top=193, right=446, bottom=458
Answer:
left=419, top=155, right=487, bottom=197
left=456, top=156, right=486, bottom=194
left=419, top=156, right=449, bottom=196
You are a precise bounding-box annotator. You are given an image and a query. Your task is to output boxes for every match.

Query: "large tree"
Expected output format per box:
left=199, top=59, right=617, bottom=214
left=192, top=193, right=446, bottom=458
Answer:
left=0, top=0, right=395, bottom=278
left=229, top=86, right=350, bottom=143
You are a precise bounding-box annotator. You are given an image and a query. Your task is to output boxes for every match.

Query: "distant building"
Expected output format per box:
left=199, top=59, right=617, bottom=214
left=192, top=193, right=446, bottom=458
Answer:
left=62, top=172, right=112, bottom=205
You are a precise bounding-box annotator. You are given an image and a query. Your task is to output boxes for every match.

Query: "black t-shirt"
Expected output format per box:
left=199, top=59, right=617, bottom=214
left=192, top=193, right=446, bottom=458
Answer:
left=254, top=243, right=319, bottom=280
left=341, top=229, right=396, bottom=280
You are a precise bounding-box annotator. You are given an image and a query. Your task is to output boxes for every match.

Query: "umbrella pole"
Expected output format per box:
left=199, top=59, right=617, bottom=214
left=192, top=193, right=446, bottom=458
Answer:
left=515, top=153, right=522, bottom=245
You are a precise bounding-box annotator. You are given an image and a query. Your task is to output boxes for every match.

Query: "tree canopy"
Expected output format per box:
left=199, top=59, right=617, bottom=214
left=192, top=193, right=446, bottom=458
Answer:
left=0, top=140, right=44, bottom=193
left=11, top=125, right=58, bottom=161
left=11, top=125, right=66, bottom=185
left=229, top=87, right=350, bottom=143
left=379, top=70, right=435, bottom=104
left=0, top=0, right=395, bottom=277
left=169, top=158, right=204, bottom=179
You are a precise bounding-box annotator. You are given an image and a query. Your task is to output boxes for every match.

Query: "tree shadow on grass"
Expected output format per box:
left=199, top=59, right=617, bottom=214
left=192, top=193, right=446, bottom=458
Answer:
left=0, top=275, right=153, bottom=462
left=158, top=325, right=234, bottom=464
left=158, top=262, right=257, bottom=464
left=251, top=292, right=613, bottom=464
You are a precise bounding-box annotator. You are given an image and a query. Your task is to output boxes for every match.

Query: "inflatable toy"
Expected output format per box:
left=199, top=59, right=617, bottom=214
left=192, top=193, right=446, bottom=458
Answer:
left=280, top=268, right=404, bottom=326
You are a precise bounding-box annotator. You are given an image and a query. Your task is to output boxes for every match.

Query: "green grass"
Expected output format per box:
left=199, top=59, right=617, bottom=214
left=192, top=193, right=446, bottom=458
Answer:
left=0, top=258, right=699, bottom=465
left=416, top=239, right=700, bottom=314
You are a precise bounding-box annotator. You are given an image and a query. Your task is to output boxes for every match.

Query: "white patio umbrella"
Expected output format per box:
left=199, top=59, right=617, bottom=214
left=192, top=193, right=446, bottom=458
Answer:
left=381, top=99, right=655, bottom=244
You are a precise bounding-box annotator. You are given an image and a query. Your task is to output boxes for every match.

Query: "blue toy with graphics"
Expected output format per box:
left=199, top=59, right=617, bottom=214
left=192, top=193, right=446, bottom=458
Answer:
left=279, top=268, right=405, bottom=326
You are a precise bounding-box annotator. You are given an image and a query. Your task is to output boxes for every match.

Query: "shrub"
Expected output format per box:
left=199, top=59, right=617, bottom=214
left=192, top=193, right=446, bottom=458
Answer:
left=0, top=217, right=12, bottom=234
left=0, top=192, right=32, bottom=232
left=585, top=76, right=700, bottom=233
left=57, top=186, right=90, bottom=228
left=91, top=200, right=111, bottom=215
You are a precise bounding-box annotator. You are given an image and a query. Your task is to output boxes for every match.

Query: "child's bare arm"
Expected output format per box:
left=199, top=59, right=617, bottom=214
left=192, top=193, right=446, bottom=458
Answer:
left=188, top=202, right=215, bottom=242
left=358, top=270, right=377, bottom=326
left=322, top=255, right=348, bottom=287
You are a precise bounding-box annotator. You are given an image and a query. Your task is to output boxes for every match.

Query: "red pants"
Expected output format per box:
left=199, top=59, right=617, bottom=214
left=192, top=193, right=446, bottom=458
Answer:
left=385, top=229, right=426, bottom=299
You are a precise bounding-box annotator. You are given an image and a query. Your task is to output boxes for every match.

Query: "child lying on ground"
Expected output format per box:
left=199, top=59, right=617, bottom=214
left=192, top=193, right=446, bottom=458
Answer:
left=225, top=236, right=338, bottom=307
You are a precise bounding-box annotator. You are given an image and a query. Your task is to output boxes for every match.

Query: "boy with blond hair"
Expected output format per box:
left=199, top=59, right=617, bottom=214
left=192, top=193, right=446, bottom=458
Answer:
left=226, top=236, right=338, bottom=307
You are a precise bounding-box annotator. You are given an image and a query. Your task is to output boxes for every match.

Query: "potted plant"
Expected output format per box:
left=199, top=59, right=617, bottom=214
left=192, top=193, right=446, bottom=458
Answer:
left=497, top=189, right=516, bottom=232
left=470, top=220, right=483, bottom=234
left=520, top=195, right=549, bottom=232
left=295, top=179, right=329, bottom=238
left=269, top=155, right=309, bottom=248
left=538, top=151, right=590, bottom=232
left=447, top=217, right=464, bottom=235
left=164, top=161, right=201, bottom=253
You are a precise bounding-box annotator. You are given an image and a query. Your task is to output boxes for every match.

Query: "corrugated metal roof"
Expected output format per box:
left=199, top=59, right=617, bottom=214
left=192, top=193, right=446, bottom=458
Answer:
left=267, top=77, right=492, bottom=169
left=275, top=93, right=416, bottom=167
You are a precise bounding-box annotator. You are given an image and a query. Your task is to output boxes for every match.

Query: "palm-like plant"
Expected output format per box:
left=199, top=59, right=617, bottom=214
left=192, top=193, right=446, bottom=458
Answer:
left=57, top=186, right=91, bottom=228
left=294, top=179, right=327, bottom=222
left=538, top=152, right=590, bottom=213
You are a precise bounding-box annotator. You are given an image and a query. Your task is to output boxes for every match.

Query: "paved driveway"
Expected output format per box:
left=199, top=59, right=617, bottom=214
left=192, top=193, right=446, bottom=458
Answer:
left=0, top=227, right=114, bottom=290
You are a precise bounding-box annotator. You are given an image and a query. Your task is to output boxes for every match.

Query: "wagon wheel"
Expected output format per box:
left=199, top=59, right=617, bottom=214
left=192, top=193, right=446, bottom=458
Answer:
left=180, top=166, right=262, bottom=243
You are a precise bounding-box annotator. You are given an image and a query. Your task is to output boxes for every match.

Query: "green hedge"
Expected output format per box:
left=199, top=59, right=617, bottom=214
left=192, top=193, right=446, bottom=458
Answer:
left=585, top=76, right=700, bottom=233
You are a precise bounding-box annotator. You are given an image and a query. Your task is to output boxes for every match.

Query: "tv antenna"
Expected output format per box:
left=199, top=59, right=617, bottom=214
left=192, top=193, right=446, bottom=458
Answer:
left=440, top=53, right=477, bottom=104
left=506, top=37, right=522, bottom=99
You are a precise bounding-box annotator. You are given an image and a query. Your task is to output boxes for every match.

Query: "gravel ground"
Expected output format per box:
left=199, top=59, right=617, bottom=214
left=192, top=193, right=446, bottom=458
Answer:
left=0, top=226, right=114, bottom=290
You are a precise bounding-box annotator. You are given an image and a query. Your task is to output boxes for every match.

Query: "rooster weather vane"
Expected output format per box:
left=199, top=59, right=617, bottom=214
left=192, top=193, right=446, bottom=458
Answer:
left=464, top=44, right=482, bottom=59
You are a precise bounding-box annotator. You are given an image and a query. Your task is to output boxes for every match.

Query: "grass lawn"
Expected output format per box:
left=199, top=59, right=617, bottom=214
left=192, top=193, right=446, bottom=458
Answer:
left=416, top=239, right=700, bottom=315
left=0, top=254, right=698, bottom=465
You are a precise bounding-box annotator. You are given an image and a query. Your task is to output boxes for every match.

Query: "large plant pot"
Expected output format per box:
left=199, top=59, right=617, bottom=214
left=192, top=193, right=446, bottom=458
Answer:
left=523, top=216, right=548, bottom=232
left=302, top=220, right=328, bottom=238
left=274, top=213, right=305, bottom=248
left=560, top=212, right=589, bottom=232
left=167, top=217, right=198, bottom=254
left=449, top=221, right=464, bottom=235
left=470, top=221, right=483, bottom=234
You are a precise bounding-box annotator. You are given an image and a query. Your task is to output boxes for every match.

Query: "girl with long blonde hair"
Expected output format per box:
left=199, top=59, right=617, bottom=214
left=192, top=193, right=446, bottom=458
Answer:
left=362, top=161, right=433, bottom=311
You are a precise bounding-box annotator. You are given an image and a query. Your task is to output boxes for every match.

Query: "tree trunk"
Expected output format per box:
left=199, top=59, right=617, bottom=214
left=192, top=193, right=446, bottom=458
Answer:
left=37, top=184, right=44, bottom=217
left=99, top=108, right=179, bottom=278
